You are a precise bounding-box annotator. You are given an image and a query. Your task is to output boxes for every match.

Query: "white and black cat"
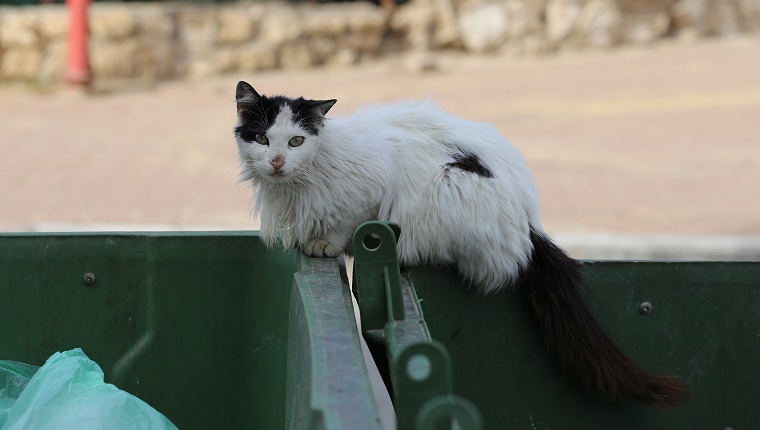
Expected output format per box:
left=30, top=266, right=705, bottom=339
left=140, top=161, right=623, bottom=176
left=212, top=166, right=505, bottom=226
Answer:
left=233, top=81, right=688, bottom=407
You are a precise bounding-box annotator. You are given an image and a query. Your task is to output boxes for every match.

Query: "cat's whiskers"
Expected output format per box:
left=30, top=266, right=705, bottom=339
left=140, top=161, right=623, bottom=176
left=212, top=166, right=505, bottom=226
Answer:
left=253, top=111, right=268, bottom=130
left=254, top=102, right=270, bottom=127
left=239, top=107, right=267, bottom=130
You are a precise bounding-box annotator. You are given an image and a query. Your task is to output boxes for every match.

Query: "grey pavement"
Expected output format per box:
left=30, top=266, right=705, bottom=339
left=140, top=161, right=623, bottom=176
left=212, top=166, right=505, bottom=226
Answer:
left=1, top=36, right=759, bottom=258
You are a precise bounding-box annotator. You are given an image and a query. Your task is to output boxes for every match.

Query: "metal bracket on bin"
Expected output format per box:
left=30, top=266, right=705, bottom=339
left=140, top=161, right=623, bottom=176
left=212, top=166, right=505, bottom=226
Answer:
left=352, top=221, right=482, bottom=430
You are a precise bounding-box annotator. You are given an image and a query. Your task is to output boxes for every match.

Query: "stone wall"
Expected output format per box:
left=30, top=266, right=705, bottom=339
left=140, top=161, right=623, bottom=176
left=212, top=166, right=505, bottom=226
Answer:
left=394, top=0, right=760, bottom=54
left=0, top=2, right=387, bottom=87
left=0, top=0, right=758, bottom=88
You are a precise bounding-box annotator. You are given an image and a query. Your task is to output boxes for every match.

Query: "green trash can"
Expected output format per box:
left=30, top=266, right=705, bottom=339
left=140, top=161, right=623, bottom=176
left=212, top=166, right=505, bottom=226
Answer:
left=0, top=232, right=383, bottom=430
left=352, top=221, right=760, bottom=430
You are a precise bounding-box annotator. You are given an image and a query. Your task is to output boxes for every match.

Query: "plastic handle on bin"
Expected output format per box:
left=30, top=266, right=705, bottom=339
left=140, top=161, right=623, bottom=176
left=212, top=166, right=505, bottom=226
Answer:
left=352, top=221, right=405, bottom=333
left=351, top=221, right=482, bottom=430
left=390, top=339, right=481, bottom=429
left=416, top=395, right=483, bottom=430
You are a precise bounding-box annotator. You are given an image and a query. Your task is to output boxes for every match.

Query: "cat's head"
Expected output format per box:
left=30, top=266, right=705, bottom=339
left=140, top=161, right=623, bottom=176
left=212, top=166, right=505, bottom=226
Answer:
left=234, top=81, right=336, bottom=184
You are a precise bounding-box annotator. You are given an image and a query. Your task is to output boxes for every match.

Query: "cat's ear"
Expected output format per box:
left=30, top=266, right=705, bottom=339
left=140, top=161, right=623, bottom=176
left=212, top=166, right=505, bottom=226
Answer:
left=312, top=99, right=337, bottom=117
left=236, top=81, right=260, bottom=112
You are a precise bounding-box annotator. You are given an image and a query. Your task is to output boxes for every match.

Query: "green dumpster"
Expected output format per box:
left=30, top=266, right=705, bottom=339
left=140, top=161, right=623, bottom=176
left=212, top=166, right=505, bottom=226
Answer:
left=352, top=221, right=760, bottom=430
left=0, top=232, right=382, bottom=430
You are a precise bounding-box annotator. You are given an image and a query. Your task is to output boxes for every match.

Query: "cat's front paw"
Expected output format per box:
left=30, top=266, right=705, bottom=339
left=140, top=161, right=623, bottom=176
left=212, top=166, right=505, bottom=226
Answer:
left=303, top=239, right=343, bottom=258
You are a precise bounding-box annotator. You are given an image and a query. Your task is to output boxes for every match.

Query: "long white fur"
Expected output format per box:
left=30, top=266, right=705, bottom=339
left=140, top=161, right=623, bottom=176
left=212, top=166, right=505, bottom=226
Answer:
left=235, top=100, right=543, bottom=293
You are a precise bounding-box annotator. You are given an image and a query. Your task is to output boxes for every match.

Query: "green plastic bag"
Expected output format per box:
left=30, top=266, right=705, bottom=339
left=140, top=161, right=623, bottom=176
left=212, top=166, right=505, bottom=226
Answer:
left=0, top=360, right=39, bottom=427
left=0, top=348, right=178, bottom=430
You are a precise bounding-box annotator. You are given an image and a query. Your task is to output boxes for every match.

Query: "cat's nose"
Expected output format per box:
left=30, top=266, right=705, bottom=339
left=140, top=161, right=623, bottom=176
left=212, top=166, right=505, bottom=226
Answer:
left=270, top=157, right=285, bottom=172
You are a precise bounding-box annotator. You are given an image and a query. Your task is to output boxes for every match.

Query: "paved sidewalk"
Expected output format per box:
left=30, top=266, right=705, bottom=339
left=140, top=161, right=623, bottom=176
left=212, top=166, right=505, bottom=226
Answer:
left=1, top=36, right=759, bottom=240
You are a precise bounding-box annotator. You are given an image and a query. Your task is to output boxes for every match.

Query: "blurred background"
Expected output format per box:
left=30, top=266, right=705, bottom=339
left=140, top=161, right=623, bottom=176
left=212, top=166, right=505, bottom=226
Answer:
left=0, top=0, right=759, bottom=259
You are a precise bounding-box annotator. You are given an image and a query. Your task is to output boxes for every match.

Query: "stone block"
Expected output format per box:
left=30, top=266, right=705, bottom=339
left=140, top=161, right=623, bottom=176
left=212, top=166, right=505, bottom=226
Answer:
left=214, top=47, right=239, bottom=73
left=341, top=3, right=386, bottom=53
left=669, top=0, right=752, bottom=36
left=309, top=36, right=339, bottom=64
left=670, top=0, right=708, bottom=35
left=389, top=2, right=435, bottom=50
left=503, top=0, right=544, bottom=40
left=340, top=31, right=384, bottom=54
left=707, top=0, right=742, bottom=34
left=458, top=3, right=508, bottom=53
left=623, top=11, right=670, bottom=43
left=430, top=0, right=461, bottom=48
left=90, top=6, right=137, bottom=40
left=740, top=0, right=760, bottom=29
left=186, top=59, right=216, bottom=78
left=38, top=7, right=69, bottom=42
left=389, top=1, right=433, bottom=34
left=617, top=0, right=679, bottom=14
left=90, top=40, right=139, bottom=78
left=546, top=0, right=583, bottom=44
left=346, top=3, right=387, bottom=33
left=0, top=47, right=43, bottom=80
left=0, top=11, right=38, bottom=47
left=137, top=7, right=176, bottom=38
left=576, top=0, right=623, bottom=48
left=136, top=38, right=176, bottom=79
left=238, top=41, right=277, bottom=72
left=38, top=41, right=67, bottom=83
left=217, top=7, right=256, bottom=45
left=325, top=47, right=359, bottom=67
left=247, top=3, right=267, bottom=19
left=178, top=7, right=218, bottom=57
left=301, top=5, right=349, bottom=37
left=279, top=40, right=314, bottom=69
left=259, top=5, right=303, bottom=46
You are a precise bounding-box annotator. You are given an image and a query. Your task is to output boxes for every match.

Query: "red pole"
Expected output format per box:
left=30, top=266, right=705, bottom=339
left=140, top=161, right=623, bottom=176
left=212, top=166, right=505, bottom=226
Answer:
left=65, top=0, right=91, bottom=85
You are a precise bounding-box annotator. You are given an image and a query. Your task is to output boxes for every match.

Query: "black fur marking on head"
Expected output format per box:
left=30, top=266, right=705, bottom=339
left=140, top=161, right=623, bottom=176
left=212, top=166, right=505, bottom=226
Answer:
left=235, top=94, right=285, bottom=143
left=446, top=148, right=494, bottom=178
left=234, top=82, right=337, bottom=141
left=288, top=98, right=337, bottom=136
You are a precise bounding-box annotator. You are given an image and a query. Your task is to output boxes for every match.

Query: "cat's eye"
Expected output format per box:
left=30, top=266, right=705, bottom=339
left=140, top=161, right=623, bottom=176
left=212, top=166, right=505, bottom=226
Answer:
left=289, top=136, right=305, bottom=147
left=254, top=134, right=269, bottom=145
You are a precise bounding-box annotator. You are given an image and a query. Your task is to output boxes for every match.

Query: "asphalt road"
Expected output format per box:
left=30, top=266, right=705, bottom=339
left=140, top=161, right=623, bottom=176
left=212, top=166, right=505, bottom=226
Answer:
left=1, top=36, right=759, bottom=239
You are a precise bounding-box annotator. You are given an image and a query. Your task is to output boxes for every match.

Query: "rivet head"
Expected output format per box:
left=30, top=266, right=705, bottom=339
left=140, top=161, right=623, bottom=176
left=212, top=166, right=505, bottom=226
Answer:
left=639, top=301, right=652, bottom=315
left=83, top=272, right=97, bottom=286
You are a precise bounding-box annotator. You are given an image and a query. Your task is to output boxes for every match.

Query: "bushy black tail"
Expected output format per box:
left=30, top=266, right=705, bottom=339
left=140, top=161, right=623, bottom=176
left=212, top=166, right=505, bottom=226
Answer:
left=521, top=226, right=688, bottom=408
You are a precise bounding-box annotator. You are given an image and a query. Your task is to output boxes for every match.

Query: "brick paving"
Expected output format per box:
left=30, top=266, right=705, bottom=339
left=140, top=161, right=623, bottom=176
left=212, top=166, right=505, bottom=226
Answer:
left=1, top=36, right=759, bottom=236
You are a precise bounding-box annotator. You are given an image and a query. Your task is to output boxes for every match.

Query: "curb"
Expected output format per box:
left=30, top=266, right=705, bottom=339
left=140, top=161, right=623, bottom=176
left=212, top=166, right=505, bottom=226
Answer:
left=18, top=223, right=760, bottom=261
left=554, top=233, right=760, bottom=261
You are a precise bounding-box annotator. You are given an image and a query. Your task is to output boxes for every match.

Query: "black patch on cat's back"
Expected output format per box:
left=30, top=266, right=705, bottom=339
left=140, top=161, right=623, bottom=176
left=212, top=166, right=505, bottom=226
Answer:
left=446, top=149, right=494, bottom=178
